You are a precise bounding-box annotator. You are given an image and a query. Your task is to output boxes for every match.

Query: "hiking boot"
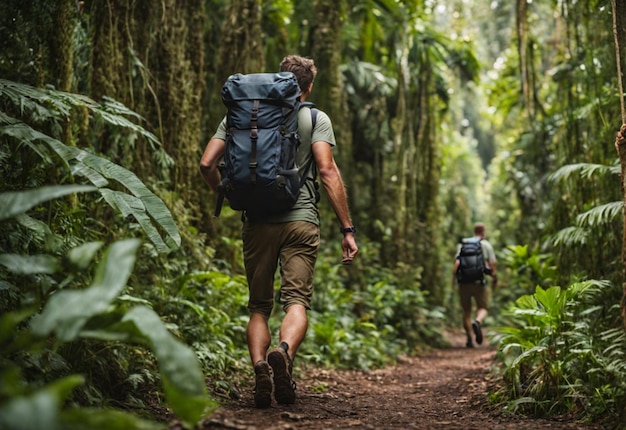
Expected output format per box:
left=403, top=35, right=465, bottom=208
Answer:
left=253, top=360, right=272, bottom=408
left=472, top=320, right=483, bottom=345
left=267, top=342, right=296, bottom=404
left=466, top=337, right=474, bottom=348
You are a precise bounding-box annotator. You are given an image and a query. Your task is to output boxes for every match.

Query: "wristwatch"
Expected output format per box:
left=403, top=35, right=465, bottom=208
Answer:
left=339, top=226, right=356, bottom=234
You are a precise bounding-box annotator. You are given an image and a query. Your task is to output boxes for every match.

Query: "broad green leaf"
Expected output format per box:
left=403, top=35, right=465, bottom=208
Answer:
left=0, top=185, right=97, bottom=221
left=70, top=163, right=109, bottom=187
left=513, top=309, right=545, bottom=317
left=534, top=286, right=566, bottom=318
left=549, top=226, right=588, bottom=246
left=30, top=239, right=141, bottom=341
left=67, top=242, right=104, bottom=270
left=0, top=375, right=84, bottom=430
left=514, top=294, right=539, bottom=309
left=121, top=306, right=216, bottom=424
left=0, top=254, right=60, bottom=275
left=100, top=189, right=170, bottom=253
left=0, top=79, right=162, bottom=150
left=506, top=396, right=541, bottom=412
left=16, top=214, right=54, bottom=238
left=1, top=112, right=180, bottom=252
left=47, top=140, right=181, bottom=252
left=60, top=408, right=165, bottom=430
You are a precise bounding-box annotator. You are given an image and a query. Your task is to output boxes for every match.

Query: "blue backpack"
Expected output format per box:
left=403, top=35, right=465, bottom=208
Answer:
left=214, top=72, right=316, bottom=220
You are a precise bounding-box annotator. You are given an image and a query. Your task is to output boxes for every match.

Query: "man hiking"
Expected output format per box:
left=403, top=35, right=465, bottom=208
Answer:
left=200, top=54, right=358, bottom=407
left=453, top=222, right=497, bottom=348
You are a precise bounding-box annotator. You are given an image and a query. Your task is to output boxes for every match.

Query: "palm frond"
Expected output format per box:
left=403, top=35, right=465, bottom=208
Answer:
left=575, top=201, right=623, bottom=227
left=547, top=162, right=620, bottom=184
left=547, top=226, right=589, bottom=247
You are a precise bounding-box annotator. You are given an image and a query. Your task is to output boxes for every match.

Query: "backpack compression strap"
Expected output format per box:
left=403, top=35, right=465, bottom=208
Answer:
left=249, top=100, right=260, bottom=183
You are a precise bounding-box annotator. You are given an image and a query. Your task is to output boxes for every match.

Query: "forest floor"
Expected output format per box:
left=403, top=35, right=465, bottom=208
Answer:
left=185, top=330, right=603, bottom=430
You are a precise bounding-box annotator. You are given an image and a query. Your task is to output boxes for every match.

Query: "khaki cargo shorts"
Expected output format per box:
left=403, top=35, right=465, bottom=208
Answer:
left=242, top=221, right=320, bottom=318
left=459, top=281, right=488, bottom=312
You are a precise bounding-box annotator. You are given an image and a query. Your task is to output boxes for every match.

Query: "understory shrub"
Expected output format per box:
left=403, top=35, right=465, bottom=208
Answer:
left=493, top=280, right=626, bottom=428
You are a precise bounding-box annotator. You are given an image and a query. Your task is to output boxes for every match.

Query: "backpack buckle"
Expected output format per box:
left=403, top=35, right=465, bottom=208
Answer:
left=249, top=162, right=257, bottom=183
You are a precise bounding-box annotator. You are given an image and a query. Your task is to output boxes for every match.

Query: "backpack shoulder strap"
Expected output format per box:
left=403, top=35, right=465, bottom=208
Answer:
left=311, top=107, right=318, bottom=129
left=299, top=101, right=318, bottom=127
left=297, top=101, right=319, bottom=188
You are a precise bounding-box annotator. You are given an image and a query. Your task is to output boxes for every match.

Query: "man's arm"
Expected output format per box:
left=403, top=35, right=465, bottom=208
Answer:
left=200, top=138, right=226, bottom=191
left=312, top=140, right=358, bottom=263
left=452, top=258, right=460, bottom=286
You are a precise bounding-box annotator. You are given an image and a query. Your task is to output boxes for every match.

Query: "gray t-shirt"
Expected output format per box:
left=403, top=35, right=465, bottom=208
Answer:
left=212, top=106, right=336, bottom=225
left=455, top=237, right=497, bottom=270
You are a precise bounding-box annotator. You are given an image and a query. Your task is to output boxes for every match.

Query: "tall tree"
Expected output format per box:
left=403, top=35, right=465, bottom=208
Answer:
left=88, top=0, right=209, bottom=232
left=216, top=0, right=264, bottom=84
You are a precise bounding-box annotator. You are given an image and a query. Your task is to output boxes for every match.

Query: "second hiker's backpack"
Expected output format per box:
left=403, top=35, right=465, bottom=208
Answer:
left=215, top=72, right=315, bottom=219
left=456, top=238, right=486, bottom=283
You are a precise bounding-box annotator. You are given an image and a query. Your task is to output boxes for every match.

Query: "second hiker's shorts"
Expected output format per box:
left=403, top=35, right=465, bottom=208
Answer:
left=242, top=221, right=320, bottom=318
left=459, top=281, right=488, bottom=312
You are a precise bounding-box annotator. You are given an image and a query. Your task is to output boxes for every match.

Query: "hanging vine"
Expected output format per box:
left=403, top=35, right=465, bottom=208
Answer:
left=611, top=0, right=626, bottom=327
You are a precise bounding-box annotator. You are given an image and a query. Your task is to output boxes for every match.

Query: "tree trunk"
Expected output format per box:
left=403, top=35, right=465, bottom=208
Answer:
left=308, top=0, right=349, bottom=168
left=216, top=0, right=264, bottom=85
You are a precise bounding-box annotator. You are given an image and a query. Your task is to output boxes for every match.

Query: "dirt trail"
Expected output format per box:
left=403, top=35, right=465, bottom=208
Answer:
left=197, top=331, right=602, bottom=430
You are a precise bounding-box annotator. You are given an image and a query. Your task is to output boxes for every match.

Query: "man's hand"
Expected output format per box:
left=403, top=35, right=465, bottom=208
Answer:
left=341, top=234, right=358, bottom=265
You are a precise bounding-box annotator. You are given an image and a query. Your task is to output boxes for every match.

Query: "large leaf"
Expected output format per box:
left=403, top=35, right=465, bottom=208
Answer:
left=547, top=162, right=620, bottom=184
left=0, top=254, right=59, bottom=275
left=0, top=185, right=97, bottom=222
left=100, top=189, right=171, bottom=253
left=60, top=408, right=166, bottom=430
left=30, top=239, right=141, bottom=341
left=48, top=139, right=180, bottom=252
left=0, top=375, right=84, bottom=430
left=119, top=306, right=216, bottom=425
left=0, top=114, right=180, bottom=252
left=67, top=242, right=104, bottom=270
left=534, top=286, right=567, bottom=320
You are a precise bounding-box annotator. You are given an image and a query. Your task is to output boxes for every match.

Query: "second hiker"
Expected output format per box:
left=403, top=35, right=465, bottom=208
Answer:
left=453, top=222, right=497, bottom=348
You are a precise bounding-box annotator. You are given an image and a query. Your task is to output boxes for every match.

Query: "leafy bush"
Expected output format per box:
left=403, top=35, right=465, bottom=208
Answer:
left=154, top=270, right=251, bottom=396
left=300, top=238, right=447, bottom=370
left=0, top=81, right=216, bottom=428
left=493, top=281, right=626, bottom=426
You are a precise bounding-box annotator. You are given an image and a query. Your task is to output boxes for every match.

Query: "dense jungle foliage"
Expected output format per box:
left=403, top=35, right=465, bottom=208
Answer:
left=1, top=0, right=626, bottom=429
